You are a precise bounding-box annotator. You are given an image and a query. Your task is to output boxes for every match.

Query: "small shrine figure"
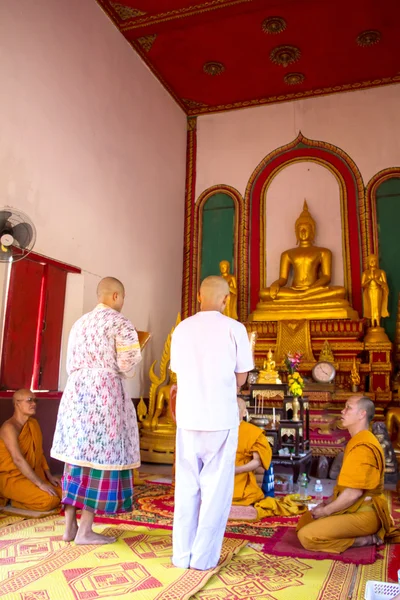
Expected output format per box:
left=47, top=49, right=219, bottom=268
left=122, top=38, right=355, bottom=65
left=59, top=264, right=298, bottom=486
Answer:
left=319, top=340, right=335, bottom=363
left=362, top=254, right=389, bottom=327
left=372, top=421, right=398, bottom=484
left=349, top=357, right=360, bottom=392
left=219, top=260, right=238, bottom=320
left=257, top=349, right=281, bottom=384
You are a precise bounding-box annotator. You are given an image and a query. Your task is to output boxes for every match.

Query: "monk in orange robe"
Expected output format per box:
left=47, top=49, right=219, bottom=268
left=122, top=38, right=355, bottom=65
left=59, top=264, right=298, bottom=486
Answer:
left=233, top=398, right=272, bottom=505
left=297, top=395, right=400, bottom=553
left=0, top=389, right=62, bottom=512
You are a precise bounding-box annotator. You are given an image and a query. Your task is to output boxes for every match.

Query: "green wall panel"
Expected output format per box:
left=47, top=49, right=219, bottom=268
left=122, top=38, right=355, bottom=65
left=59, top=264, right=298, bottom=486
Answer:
left=376, top=177, right=400, bottom=341
left=200, top=193, right=235, bottom=280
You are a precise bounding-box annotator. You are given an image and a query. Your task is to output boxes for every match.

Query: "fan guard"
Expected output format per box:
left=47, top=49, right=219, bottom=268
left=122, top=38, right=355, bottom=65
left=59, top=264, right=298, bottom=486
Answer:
left=0, top=207, right=36, bottom=262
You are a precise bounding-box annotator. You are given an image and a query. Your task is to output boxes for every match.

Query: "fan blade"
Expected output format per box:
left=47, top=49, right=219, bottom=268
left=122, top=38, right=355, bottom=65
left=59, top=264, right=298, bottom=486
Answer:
left=12, top=222, right=33, bottom=249
left=0, top=211, right=12, bottom=232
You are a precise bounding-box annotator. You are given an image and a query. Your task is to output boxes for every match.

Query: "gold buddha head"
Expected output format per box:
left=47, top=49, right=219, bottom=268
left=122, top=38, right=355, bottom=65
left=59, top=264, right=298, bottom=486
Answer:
left=295, top=200, right=316, bottom=243
left=367, top=254, right=378, bottom=269
left=219, top=260, right=231, bottom=275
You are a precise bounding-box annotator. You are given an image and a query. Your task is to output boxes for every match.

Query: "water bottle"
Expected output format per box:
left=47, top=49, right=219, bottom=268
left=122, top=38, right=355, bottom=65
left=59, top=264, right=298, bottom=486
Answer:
left=314, top=479, right=324, bottom=503
left=299, top=473, right=308, bottom=499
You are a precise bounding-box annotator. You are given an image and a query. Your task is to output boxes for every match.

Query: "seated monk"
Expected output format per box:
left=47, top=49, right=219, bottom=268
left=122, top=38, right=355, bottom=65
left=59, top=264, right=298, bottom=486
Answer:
left=297, top=395, right=400, bottom=553
left=0, top=389, right=62, bottom=512
left=233, top=398, right=272, bottom=505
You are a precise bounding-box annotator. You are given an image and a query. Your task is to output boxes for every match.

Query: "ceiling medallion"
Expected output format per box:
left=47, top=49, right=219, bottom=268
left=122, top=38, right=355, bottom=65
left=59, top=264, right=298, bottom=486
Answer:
left=270, top=45, right=301, bottom=67
left=110, top=2, right=146, bottom=21
left=262, top=17, right=286, bottom=35
left=284, top=72, right=305, bottom=85
left=356, top=30, right=381, bottom=47
left=203, top=62, right=225, bottom=76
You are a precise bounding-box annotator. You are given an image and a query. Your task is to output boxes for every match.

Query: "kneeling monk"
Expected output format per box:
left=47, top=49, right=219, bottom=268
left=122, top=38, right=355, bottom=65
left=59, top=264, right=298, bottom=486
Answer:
left=233, top=398, right=272, bottom=505
left=0, top=389, right=61, bottom=512
left=297, top=395, right=400, bottom=553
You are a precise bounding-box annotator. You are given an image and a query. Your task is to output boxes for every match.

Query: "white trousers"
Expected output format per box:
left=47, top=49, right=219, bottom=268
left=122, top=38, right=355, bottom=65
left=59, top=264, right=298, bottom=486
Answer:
left=172, top=427, right=238, bottom=570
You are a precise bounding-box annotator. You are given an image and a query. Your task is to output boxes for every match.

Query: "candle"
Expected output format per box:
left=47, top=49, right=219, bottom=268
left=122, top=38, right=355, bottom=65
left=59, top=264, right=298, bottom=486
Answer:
left=273, top=408, right=276, bottom=423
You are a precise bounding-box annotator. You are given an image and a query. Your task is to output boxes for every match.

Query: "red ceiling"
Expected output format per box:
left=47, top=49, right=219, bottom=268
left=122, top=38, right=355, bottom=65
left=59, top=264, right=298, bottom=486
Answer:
left=96, top=0, right=400, bottom=115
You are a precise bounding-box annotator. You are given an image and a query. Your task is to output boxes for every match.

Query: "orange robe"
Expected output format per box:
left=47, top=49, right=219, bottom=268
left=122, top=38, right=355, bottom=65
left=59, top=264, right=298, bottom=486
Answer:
left=0, top=418, right=61, bottom=512
left=233, top=421, right=272, bottom=505
left=297, top=429, right=400, bottom=553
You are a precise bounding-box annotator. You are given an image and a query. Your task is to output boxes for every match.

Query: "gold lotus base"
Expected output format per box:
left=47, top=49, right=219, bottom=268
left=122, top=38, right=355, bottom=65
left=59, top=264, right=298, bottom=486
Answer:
left=140, top=428, right=176, bottom=464
left=364, top=326, right=391, bottom=344
left=250, top=303, right=359, bottom=321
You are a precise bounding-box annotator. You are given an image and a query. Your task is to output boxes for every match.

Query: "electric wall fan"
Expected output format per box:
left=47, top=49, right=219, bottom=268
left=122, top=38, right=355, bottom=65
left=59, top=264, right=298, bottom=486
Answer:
left=0, top=208, right=36, bottom=262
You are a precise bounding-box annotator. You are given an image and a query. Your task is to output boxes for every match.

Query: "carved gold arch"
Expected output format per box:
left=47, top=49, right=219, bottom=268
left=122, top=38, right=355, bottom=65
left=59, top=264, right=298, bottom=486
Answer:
left=243, top=133, right=365, bottom=317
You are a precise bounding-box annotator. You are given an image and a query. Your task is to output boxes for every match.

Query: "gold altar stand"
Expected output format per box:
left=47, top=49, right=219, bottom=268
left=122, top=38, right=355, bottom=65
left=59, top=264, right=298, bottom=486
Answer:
left=245, top=318, right=393, bottom=456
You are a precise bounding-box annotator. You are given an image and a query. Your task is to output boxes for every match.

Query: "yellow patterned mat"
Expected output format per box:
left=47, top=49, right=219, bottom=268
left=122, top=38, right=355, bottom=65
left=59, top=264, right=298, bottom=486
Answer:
left=0, top=516, right=246, bottom=599
left=193, top=544, right=357, bottom=600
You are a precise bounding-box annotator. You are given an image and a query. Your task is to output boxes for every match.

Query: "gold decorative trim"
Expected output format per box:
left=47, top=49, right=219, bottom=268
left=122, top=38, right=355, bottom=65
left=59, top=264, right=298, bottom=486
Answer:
left=136, top=34, right=157, bottom=52
left=356, top=30, right=381, bottom=47
left=118, top=0, right=255, bottom=31
left=262, top=17, right=286, bottom=35
left=203, top=61, right=225, bottom=76
left=182, top=99, right=208, bottom=109
left=270, top=45, right=301, bottom=67
left=186, top=76, right=400, bottom=115
left=110, top=2, right=146, bottom=20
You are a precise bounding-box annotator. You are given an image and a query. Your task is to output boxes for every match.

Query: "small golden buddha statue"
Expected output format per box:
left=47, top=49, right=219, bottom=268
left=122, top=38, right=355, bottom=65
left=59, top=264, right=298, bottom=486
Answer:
left=319, top=340, right=335, bottom=363
left=149, top=369, right=177, bottom=431
left=257, top=349, right=281, bottom=384
left=219, top=260, right=238, bottom=320
left=250, top=201, right=358, bottom=321
left=362, top=254, right=390, bottom=343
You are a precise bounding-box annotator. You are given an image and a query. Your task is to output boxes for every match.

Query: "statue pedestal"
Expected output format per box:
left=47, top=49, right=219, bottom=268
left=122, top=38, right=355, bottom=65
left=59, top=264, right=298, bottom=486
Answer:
left=140, top=427, right=176, bottom=464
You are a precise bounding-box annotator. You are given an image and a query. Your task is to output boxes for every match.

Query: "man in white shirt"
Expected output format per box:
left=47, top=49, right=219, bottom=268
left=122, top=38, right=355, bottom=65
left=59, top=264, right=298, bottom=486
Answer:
left=170, top=276, right=254, bottom=570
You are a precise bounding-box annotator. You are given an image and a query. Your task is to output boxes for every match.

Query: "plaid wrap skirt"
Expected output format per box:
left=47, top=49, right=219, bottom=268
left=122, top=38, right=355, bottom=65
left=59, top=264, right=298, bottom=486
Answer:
left=62, top=463, right=134, bottom=514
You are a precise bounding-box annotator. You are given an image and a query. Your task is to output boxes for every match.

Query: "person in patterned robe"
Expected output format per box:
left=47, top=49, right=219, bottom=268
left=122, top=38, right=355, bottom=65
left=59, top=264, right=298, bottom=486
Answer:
left=51, top=277, right=142, bottom=544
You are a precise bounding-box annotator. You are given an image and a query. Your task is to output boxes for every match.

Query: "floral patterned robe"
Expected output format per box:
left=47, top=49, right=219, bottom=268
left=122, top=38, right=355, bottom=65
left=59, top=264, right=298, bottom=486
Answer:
left=51, top=304, right=142, bottom=470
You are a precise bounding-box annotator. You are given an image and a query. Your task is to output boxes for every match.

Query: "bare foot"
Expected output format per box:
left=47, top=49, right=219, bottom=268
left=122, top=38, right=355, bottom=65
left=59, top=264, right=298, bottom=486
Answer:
left=74, top=530, right=116, bottom=545
left=63, top=521, right=78, bottom=542
left=352, top=534, right=383, bottom=548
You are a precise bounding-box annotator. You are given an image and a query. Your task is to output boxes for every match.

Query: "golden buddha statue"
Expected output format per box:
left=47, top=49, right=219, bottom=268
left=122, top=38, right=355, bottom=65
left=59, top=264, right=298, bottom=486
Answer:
left=150, top=369, right=177, bottom=430
left=250, top=201, right=358, bottom=321
left=219, top=260, right=238, bottom=320
left=362, top=254, right=390, bottom=343
left=257, top=349, right=281, bottom=384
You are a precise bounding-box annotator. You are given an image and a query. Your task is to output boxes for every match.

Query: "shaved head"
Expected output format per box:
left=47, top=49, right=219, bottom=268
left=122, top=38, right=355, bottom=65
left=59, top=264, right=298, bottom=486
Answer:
left=237, top=397, right=247, bottom=419
left=199, top=276, right=229, bottom=311
left=356, top=396, right=375, bottom=424
left=97, top=277, right=125, bottom=312
left=13, top=389, right=33, bottom=403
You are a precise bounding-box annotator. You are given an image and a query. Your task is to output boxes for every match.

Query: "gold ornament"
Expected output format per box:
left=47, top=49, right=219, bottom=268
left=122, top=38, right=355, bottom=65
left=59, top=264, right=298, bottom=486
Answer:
left=110, top=2, right=146, bottom=20
left=318, top=340, right=335, bottom=363
left=203, top=62, right=225, bottom=76
left=349, top=357, right=360, bottom=389
left=250, top=200, right=358, bottom=321
left=270, top=45, right=301, bottom=67
left=284, top=73, right=305, bottom=85
left=262, top=17, right=286, bottom=35
left=136, top=34, right=157, bottom=53
left=356, top=30, right=381, bottom=47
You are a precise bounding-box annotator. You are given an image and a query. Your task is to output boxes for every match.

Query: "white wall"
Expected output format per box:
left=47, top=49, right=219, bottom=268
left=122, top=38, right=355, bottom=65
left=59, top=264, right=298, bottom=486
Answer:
left=196, top=84, right=400, bottom=287
left=0, top=0, right=187, bottom=395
